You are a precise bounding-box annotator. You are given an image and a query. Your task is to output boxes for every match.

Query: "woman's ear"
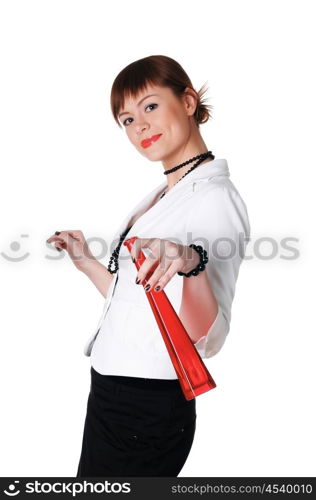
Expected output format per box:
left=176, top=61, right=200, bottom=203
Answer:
left=182, top=87, right=199, bottom=117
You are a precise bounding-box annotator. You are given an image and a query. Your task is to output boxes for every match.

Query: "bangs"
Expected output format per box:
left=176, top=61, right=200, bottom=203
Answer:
left=113, top=76, right=163, bottom=126
left=110, top=55, right=211, bottom=128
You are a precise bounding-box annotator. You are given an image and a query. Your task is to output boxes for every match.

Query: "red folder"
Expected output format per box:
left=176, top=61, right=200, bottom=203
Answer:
left=124, top=236, right=216, bottom=400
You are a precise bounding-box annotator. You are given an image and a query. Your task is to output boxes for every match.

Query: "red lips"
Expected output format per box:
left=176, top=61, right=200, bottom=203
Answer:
left=141, top=134, right=162, bottom=149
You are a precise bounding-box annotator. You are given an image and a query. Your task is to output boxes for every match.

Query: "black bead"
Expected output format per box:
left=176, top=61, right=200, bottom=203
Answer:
left=177, top=243, right=208, bottom=278
left=164, top=151, right=215, bottom=176
left=107, top=225, right=133, bottom=274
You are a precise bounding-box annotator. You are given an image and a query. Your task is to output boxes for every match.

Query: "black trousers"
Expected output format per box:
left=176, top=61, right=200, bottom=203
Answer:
left=76, top=366, right=196, bottom=477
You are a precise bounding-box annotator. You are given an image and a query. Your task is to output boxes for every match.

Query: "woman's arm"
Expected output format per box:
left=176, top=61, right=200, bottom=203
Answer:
left=179, top=185, right=250, bottom=357
left=179, top=270, right=219, bottom=344
left=78, top=258, right=114, bottom=299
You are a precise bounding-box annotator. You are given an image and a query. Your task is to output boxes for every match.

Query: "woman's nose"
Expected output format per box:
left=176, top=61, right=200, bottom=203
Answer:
left=135, top=122, right=149, bottom=134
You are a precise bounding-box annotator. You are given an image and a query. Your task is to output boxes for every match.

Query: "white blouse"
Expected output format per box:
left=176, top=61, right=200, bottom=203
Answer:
left=84, top=159, right=251, bottom=379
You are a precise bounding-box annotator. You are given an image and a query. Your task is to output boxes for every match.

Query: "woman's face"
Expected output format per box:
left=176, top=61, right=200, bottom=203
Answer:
left=118, top=84, right=197, bottom=162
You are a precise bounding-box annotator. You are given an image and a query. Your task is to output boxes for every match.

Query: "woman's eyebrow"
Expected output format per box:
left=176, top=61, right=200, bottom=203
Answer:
left=119, top=94, right=159, bottom=118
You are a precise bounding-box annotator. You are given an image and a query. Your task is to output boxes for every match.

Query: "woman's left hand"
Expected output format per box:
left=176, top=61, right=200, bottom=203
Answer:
left=130, top=237, right=200, bottom=292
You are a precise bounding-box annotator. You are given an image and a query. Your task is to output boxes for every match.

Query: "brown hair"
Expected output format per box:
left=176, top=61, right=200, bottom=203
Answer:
left=110, top=55, right=213, bottom=128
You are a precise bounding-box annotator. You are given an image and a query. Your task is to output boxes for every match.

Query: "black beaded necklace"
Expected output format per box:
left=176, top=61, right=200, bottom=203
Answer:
left=159, top=150, right=215, bottom=199
left=107, top=151, right=215, bottom=274
left=107, top=225, right=133, bottom=274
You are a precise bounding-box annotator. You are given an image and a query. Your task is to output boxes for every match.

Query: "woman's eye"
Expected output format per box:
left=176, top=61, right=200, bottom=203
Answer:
left=145, top=103, right=158, bottom=112
left=123, top=117, right=133, bottom=126
left=122, top=103, right=158, bottom=127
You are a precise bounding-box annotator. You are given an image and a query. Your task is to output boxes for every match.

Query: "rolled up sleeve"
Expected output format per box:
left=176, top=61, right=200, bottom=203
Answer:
left=194, top=304, right=229, bottom=358
left=185, top=183, right=250, bottom=358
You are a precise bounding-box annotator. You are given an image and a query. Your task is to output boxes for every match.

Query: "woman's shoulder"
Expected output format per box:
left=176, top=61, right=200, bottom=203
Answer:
left=187, top=175, right=251, bottom=236
left=194, top=174, right=247, bottom=208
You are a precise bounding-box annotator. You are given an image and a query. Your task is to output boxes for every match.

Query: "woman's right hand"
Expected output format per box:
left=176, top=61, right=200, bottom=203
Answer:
left=46, top=230, right=96, bottom=271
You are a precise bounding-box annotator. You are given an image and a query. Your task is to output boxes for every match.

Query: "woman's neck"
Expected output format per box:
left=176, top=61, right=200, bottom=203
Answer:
left=162, top=129, right=211, bottom=189
left=164, top=155, right=213, bottom=191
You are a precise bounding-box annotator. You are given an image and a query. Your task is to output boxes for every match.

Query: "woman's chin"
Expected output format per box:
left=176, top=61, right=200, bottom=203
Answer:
left=139, top=148, right=165, bottom=161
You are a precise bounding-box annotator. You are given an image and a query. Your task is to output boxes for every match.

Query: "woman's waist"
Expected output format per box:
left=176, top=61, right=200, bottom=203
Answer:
left=89, top=366, right=187, bottom=401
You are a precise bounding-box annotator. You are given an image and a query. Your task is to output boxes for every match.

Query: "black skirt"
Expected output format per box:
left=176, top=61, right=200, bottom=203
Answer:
left=76, top=366, right=196, bottom=477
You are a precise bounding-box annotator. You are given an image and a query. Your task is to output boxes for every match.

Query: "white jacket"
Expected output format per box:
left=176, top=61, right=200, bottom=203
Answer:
left=84, top=159, right=250, bottom=379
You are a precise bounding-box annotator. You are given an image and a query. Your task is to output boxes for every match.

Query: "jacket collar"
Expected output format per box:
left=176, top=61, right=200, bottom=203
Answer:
left=175, top=157, right=229, bottom=183
left=114, top=159, right=230, bottom=237
left=152, top=158, right=230, bottom=196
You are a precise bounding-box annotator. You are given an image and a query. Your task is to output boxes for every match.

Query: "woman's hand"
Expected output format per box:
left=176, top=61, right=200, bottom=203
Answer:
left=130, top=237, right=200, bottom=292
left=46, top=230, right=96, bottom=271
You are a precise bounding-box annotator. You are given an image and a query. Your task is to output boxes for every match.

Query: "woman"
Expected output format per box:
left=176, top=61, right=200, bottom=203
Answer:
left=46, top=55, right=250, bottom=477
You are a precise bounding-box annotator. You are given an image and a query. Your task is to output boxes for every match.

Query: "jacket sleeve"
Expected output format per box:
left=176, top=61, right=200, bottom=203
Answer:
left=185, top=184, right=250, bottom=358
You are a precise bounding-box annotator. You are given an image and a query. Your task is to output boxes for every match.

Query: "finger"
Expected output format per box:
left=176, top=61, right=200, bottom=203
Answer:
left=130, top=238, right=141, bottom=262
left=135, top=255, right=160, bottom=285
left=47, top=236, right=64, bottom=243
left=47, top=230, right=82, bottom=241
left=59, top=233, right=86, bottom=262
left=47, top=234, right=72, bottom=250
left=55, top=230, right=82, bottom=236
left=47, top=232, right=69, bottom=243
left=67, top=231, right=82, bottom=241
left=148, top=261, right=181, bottom=292
left=131, top=237, right=157, bottom=261
left=46, top=237, right=66, bottom=252
left=140, top=261, right=169, bottom=290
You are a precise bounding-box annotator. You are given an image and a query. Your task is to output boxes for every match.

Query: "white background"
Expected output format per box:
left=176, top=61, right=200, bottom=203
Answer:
left=0, top=0, right=315, bottom=477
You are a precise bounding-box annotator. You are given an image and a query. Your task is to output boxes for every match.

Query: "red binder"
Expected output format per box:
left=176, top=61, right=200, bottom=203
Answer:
left=124, top=236, right=216, bottom=400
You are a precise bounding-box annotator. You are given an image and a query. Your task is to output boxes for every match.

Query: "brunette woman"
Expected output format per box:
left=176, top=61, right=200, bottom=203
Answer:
left=47, top=55, right=250, bottom=477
